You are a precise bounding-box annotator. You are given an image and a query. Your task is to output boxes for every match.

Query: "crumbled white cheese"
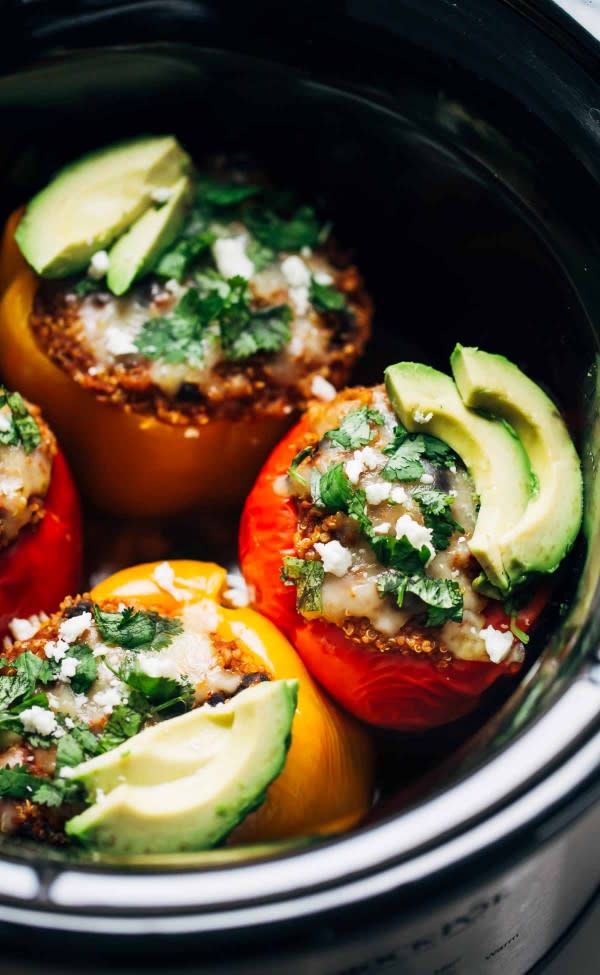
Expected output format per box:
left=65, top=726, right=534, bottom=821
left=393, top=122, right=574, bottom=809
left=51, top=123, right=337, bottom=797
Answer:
left=138, top=653, right=180, bottom=680
left=420, top=473, right=434, bottom=485
left=0, top=411, right=12, bottom=433
left=395, top=513, right=435, bottom=561
left=19, top=706, right=58, bottom=736
left=314, top=540, right=353, bottom=577
left=300, top=246, right=313, bottom=258
left=365, top=481, right=391, bottom=505
left=153, top=561, right=187, bottom=600
left=151, top=186, right=174, bottom=204
left=355, top=446, right=380, bottom=471
left=313, top=270, right=334, bottom=285
left=104, top=326, right=138, bottom=357
left=59, top=612, right=92, bottom=644
left=93, top=687, right=122, bottom=714
left=413, top=409, right=433, bottom=424
left=311, top=375, right=336, bottom=401
left=44, top=639, right=69, bottom=662
left=223, top=571, right=252, bottom=608
left=281, top=255, right=310, bottom=288
left=164, top=278, right=184, bottom=297
left=390, top=486, right=408, bottom=504
left=64, top=716, right=75, bottom=730
left=345, top=455, right=364, bottom=485
left=58, top=657, right=78, bottom=683
left=87, top=250, right=110, bottom=280
left=212, top=236, right=253, bottom=280
left=9, top=618, right=40, bottom=642
left=290, top=285, right=309, bottom=315
left=479, top=626, right=514, bottom=664
left=372, top=522, right=392, bottom=535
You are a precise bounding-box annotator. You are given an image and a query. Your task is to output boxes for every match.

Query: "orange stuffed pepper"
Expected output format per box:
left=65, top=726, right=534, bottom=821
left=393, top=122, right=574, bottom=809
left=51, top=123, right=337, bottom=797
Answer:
left=0, top=136, right=371, bottom=516
left=0, top=560, right=373, bottom=853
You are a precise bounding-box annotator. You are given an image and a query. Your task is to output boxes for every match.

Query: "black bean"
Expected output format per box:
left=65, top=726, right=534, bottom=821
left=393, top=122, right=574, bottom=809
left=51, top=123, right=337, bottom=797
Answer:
left=62, top=600, right=94, bottom=619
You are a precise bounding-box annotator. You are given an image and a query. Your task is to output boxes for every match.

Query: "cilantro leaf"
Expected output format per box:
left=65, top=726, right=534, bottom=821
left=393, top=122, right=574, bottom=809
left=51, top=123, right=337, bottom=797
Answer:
left=288, top=445, right=316, bottom=487
left=245, top=204, right=323, bottom=251
left=221, top=303, right=292, bottom=361
left=117, top=663, right=194, bottom=716
left=0, top=390, right=41, bottom=455
left=12, top=651, right=54, bottom=687
left=281, top=557, right=324, bottom=613
left=412, top=487, right=462, bottom=551
left=0, top=672, right=36, bottom=711
left=377, top=571, right=463, bottom=627
left=421, top=435, right=459, bottom=471
left=98, top=703, right=146, bottom=753
left=93, top=605, right=182, bottom=654
left=316, top=462, right=355, bottom=511
left=197, top=179, right=260, bottom=208
left=71, top=278, right=99, bottom=298
left=32, top=778, right=81, bottom=808
left=154, top=231, right=215, bottom=282
left=0, top=765, right=40, bottom=799
left=370, top=534, right=430, bottom=574
left=246, top=238, right=275, bottom=272
left=55, top=723, right=101, bottom=771
left=63, top=643, right=97, bottom=695
left=381, top=436, right=425, bottom=482
left=324, top=406, right=384, bottom=450
left=135, top=288, right=217, bottom=365
left=310, top=278, right=346, bottom=313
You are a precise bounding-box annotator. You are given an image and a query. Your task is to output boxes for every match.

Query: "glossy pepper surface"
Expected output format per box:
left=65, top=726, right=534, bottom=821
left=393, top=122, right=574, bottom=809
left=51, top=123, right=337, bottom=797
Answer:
left=239, top=416, right=548, bottom=732
left=91, top=560, right=374, bottom=842
left=0, top=211, right=290, bottom=516
left=0, top=446, right=82, bottom=636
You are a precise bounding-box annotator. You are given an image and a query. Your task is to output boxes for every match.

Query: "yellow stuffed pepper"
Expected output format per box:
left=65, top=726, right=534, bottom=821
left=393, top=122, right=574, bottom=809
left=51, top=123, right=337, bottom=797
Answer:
left=0, top=136, right=371, bottom=516
left=0, top=559, right=373, bottom=855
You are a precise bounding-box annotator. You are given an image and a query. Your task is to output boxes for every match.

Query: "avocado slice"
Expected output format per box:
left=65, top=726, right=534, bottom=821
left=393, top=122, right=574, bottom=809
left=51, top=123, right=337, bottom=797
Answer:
left=384, top=362, right=532, bottom=593
left=451, top=344, right=583, bottom=585
left=65, top=679, right=298, bottom=855
left=15, top=136, right=191, bottom=278
left=106, top=175, right=192, bottom=295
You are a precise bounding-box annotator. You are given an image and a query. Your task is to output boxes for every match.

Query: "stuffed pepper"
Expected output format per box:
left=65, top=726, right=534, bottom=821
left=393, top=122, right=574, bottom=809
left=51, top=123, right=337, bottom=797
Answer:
left=0, top=559, right=373, bottom=854
left=0, top=136, right=371, bottom=516
left=240, top=345, right=582, bottom=731
left=0, top=386, right=81, bottom=637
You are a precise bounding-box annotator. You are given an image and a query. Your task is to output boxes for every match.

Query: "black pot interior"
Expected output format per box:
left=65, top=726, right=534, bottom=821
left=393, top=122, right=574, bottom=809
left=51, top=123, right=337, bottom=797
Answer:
left=0, top=22, right=598, bottom=868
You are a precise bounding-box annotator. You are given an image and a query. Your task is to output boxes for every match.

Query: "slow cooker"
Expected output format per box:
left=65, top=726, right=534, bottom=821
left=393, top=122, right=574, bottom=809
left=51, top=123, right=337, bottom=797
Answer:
left=0, top=0, right=598, bottom=971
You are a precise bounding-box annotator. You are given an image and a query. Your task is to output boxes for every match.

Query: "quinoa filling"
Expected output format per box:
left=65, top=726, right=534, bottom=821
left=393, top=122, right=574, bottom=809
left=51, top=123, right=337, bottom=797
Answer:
left=281, top=388, right=526, bottom=666
left=30, top=172, right=371, bottom=424
left=0, top=391, right=54, bottom=549
left=0, top=564, right=268, bottom=843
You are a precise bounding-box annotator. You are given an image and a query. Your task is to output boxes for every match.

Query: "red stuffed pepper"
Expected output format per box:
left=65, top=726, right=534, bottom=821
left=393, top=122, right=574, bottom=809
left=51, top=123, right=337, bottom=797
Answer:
left=240, top=359, right=573, bottom=731
left=0, top=387, right=81, bottom=636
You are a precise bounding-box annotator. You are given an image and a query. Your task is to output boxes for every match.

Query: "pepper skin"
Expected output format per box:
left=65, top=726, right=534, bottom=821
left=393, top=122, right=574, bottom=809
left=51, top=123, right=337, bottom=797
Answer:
left=0, top=212, right=290, bottom=516
left=0, top=446, right=82, bottom=636
left=239, top=416, right=548, bottom=732
left=91, top=560, right=374, bottom=842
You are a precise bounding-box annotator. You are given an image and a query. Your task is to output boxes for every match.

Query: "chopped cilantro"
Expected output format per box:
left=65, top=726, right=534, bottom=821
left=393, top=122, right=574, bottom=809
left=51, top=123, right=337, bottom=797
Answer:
left=420, top=435, right=459, bottom=470
left=377, top=571, right=463, bottom=627
left=381, top=437, right=425, bottom=482
left=246, top=238, right=275, bottom=272
left=288, top=445, right=316, bottom=487
left=117, top=663, right=194, bottom=717
left=97, top=703, right=145, bottom=753
left=64, top=643, right=97, bottom=694
left=221, top=301, right=292, bottom=361
left=135, top=288, right=218, bottom=365
left=0, top=390, right=41, bottom=455
left=324, top=406, right=384, bottom=450
left=71, top=278, right=99, bottom=298
left=0, top=765, right=82, bottom=807
left=11, top=651, right=54, bottom=687
left=316, top=462, right=355, bottom=512
left=310, top=278, right=346, bottom=313
left=55, top=723, right=100, bottom=771
left=370, top=534, right=430, bottom=574
left=281, top=557, right=324, bottom=613
left=33, top=777, right=83, bottom=808
left=154, top=231, right=215, bottom=282
left=245, top=204, right=323, bottom=252
left=197, top=179, right=260, bottom=208
left=412, top=487, right=462, bottom=551
left=93, top=604, right=182, bottom=654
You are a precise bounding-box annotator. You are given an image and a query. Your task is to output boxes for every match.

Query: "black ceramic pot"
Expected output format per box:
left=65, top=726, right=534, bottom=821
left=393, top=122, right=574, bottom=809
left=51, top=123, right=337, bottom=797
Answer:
left=0, top=2, right=597, bottom=972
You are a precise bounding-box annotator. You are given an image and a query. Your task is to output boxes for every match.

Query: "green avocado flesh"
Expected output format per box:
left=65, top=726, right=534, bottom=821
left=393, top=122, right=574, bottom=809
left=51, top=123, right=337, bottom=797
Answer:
left=65, top=679, right=298, bottom=855
left=451, top=344, right=583, bottom=585
left=15, top=136, right=191, bottom=278
left=106, top=175, right=192, bottom=295
left=384, top=362, right=532, bottom=593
